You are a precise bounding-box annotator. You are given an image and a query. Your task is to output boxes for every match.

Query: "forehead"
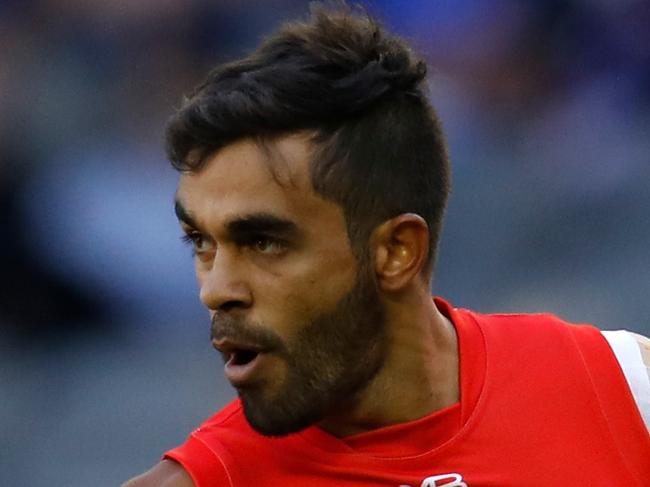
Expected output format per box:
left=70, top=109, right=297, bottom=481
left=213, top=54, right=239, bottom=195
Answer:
left=175, top=134, right=340, bottom=229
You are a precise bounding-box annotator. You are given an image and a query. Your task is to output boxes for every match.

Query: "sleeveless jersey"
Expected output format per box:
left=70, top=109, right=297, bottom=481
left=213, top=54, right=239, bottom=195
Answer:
left=164, top=299, right=650, bottom=486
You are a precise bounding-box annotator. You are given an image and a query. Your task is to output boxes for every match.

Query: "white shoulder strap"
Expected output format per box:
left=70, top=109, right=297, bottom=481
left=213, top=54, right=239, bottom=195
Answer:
left=601, top=330, right=650, bottom=432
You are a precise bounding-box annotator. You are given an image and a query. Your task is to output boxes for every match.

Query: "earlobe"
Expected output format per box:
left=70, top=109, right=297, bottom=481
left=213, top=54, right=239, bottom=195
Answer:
left=372, top=214, right=429, bottom=292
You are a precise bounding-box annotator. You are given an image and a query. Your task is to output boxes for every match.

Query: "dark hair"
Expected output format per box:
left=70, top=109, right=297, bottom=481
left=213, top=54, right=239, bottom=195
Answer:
left=166, top=4, right=451, bottom=272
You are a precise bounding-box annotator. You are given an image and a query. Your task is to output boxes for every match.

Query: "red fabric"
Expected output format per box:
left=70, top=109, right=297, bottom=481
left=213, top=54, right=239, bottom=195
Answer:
left=164, top=298, right=650, bottom=486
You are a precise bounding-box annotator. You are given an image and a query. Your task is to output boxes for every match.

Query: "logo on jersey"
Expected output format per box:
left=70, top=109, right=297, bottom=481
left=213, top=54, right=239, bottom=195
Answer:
left=400, top=473, right=468, bottom=487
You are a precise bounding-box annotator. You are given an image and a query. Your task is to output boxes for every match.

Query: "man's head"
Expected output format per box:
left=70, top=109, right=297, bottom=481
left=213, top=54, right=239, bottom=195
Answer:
left=175, top=135, right=389, bottom=436
left=169, top=5, right=451, bottom=436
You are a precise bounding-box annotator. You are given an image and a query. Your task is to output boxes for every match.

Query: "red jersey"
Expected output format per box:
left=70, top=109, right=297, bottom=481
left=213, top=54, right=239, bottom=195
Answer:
left=164, top=299, right=650, bottom=486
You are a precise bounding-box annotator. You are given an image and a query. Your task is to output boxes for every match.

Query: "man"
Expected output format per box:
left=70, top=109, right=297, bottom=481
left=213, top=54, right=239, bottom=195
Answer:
left=124, top=5, right=650, bottom=486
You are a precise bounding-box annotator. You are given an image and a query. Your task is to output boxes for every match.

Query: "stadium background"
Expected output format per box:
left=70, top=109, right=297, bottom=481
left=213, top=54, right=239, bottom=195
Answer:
left=1, top=1, right=648, bottom=485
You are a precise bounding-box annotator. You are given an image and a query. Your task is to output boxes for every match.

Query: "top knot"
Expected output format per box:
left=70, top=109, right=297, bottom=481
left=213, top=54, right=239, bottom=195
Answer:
left=377, top=51, right=427, bottom=92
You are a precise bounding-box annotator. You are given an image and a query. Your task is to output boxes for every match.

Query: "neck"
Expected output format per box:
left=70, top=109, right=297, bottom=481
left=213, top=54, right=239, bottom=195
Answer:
left=319, top=292, right=459, bottom=437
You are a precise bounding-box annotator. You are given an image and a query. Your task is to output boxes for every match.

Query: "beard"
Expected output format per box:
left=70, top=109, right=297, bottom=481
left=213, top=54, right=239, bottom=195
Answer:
left=211, top=263, right=388, bottom=436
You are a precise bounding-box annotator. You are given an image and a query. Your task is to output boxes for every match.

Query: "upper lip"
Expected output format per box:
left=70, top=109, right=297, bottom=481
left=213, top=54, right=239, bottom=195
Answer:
left=211, top=338, right=266, bottom=357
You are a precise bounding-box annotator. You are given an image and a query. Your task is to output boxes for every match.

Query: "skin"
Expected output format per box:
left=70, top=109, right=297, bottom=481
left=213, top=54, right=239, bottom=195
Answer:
left=123, top=133, right=460, bottom=486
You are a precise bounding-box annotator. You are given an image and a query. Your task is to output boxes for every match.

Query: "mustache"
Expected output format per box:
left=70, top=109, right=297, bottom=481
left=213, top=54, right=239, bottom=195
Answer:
left=211, top=312, right=285, bottom=352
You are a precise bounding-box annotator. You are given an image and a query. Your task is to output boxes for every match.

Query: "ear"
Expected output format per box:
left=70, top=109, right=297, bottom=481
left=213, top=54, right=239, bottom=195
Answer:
left=372, top=213, right=430, bottom=292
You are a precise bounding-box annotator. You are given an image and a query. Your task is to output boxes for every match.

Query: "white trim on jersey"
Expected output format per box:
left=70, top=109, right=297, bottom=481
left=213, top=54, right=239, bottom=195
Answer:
left=602, top=330, right=650, bottom=432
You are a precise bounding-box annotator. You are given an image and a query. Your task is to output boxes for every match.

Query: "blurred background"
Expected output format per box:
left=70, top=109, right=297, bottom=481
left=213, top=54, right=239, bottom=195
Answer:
left=1, top=0, right=648, bottom=485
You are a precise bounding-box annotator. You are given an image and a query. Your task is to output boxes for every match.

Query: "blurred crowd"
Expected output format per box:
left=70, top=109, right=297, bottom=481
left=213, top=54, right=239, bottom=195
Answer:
left=1, top=1, right=648, bottom=486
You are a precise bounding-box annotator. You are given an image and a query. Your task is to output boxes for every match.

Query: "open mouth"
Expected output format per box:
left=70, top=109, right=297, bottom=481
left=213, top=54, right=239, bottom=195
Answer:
left=223, top=348, right=266, bottom=386
left=230, top=349, right=259, bottom=366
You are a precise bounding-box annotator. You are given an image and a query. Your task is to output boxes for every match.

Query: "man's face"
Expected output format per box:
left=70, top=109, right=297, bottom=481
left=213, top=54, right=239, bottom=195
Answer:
left=175, top=134, right=388, bottom=436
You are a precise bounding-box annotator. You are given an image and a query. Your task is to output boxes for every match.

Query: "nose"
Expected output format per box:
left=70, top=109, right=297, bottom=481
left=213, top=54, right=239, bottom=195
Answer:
left=198, top=250, right=252, bottom=312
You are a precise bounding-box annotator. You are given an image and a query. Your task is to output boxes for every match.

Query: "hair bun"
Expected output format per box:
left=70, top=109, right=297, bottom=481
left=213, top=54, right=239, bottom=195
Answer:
left=377, top=51, right=427, bottom=91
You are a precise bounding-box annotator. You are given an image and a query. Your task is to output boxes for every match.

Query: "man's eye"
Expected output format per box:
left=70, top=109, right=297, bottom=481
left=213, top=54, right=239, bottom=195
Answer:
left=181, top=232, right=214, bottom=254
left=251, top=237, right=286, bottom=254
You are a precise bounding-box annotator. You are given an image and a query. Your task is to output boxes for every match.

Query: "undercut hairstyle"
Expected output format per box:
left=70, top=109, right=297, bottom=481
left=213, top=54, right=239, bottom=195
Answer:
left=166, top=4, right=451, bottom=273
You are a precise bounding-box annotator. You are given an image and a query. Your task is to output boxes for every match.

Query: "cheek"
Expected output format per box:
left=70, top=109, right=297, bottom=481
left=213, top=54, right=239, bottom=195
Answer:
left=194, top=262, right=210, bottom=295
left=194, top=255, right=211, bottom=276
left=262, top=273, right=348, bottom=335
left=259, top=287, right=316, bottom=332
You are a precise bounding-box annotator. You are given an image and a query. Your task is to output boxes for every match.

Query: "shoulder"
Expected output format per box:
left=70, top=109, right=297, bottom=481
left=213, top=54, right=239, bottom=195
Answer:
left=121, top=460, right=195, bottom=487
left=459, top=306, right=587, bottom=341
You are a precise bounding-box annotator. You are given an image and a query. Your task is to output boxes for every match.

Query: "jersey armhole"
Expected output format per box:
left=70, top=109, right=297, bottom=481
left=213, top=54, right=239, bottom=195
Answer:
left=601, top=330, right=650, bottom=432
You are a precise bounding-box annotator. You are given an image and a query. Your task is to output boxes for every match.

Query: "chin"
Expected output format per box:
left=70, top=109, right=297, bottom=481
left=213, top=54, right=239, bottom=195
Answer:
left=239, top=389, right=325, bottom=437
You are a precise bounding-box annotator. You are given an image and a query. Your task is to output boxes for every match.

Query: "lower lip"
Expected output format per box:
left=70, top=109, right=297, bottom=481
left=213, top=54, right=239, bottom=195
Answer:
left=224, top=352, right=267, bottom=386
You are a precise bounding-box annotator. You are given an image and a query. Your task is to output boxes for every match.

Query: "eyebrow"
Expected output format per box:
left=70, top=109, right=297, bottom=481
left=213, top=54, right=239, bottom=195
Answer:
left=226, top=213, right=299, bottom=241
left=174, top=199, right=299, bottom=240
left=174, top=200, right=199, bottom=229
